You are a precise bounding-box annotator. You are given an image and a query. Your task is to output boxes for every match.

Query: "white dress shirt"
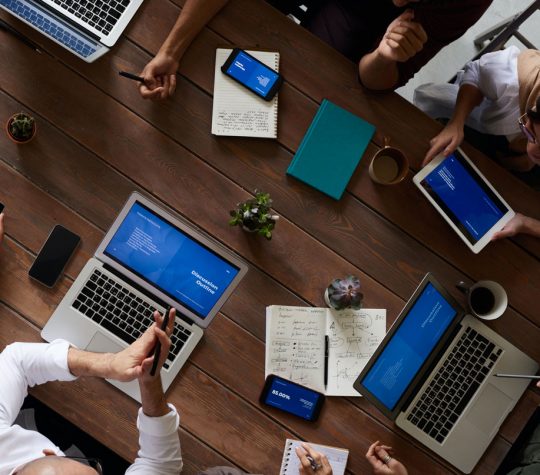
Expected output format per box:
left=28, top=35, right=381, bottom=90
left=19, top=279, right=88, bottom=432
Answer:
left=0, top=340, right=183, bottom=475
left=414, top=46, right=522, bottom=137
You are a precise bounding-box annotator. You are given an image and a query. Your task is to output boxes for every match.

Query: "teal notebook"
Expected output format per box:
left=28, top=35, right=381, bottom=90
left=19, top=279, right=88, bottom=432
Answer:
left=287, top=99, right=375, bottom=200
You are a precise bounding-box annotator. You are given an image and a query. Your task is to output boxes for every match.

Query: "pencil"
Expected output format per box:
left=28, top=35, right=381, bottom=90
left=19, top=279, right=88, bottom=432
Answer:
left=119, top=71, right=145, bottom=83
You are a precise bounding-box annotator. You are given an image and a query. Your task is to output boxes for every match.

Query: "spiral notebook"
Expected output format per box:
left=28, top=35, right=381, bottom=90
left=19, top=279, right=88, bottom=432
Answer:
left=212, top=48, right=279, bottom=138
left=280, top=439, right=349, bottom=475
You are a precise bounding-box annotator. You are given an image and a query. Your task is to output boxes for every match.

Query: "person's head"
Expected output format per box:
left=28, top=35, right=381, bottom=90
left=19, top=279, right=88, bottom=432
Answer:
left=15, top=456, right=99, bottom=475
left=523, top=96, right=540, bottom=165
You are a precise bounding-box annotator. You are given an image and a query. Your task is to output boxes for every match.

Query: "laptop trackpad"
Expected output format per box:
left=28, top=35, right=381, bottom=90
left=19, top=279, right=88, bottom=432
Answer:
left=86, top=332, right=126, bottom=353
left=468, top=384, right=512, bottom=434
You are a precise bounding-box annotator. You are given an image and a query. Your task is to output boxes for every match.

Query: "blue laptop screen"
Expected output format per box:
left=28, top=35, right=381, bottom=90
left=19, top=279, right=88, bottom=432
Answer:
left=362, top=283, right=457, bottom=410
left=104, top=202, right=240, bottom=319
left=419, top=152, right=508, bottom=244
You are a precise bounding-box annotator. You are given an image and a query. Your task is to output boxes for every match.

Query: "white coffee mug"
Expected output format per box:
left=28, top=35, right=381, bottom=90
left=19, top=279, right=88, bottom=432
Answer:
left=456, top=280, right=508, bottom=320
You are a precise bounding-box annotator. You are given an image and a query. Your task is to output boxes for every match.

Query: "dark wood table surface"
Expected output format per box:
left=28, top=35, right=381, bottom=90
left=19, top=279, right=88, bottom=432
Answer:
left=1, top=1, right=540, bottom=473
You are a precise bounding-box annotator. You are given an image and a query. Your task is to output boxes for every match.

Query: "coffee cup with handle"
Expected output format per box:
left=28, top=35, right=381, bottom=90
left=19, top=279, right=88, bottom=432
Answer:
left=368, top=137, right=409, bottom=185
left=456, top=280, right=508, bottom=320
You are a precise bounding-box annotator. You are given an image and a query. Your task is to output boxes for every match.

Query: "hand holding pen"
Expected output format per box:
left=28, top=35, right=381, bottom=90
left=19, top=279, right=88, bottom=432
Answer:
left=295, top=443, right=332, bottom=475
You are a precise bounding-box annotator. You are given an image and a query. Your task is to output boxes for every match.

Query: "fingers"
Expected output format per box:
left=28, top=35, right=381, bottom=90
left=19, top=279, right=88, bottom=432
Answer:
left=537, top=380, right=540, bottom=388
left=169, top=74, right=177, bottom=97
left=139, top=85, right=165, bottom=100
left=366, top=441, right=384, bottom=468
left=295, top=446, right=313, bottom=472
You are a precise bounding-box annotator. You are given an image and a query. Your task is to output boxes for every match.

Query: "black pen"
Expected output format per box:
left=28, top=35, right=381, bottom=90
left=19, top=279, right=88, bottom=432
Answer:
left=0, top=19, right=41, bottom=53
left=119, top=70, right=145, bottom=83
left=495, top=374, right=540, bottom=380
left=324, top=335, right=329, bottom=388
left=306, top=455, right=318, bottom=471
left=149, top=308, right=171, bottom=376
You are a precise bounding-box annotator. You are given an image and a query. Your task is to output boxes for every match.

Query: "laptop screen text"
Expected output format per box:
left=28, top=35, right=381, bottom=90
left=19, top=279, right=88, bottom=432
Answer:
left=104, top=202, right=240, bottom=319
left=362, top=283, right=457, bottom=410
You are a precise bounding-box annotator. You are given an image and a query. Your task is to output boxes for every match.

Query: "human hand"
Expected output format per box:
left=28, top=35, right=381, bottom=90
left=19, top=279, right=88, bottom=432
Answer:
left=366, top=441, right=408, bottom=475
left=108, top=309, right=175, bottom=381
left=376, top=9, right=427, bottom=63
left=138, top=51, right=179, bottom=100
left=491, top=213, right=527, bottom=241
left=423, top=121, right=464, bottom=166
left=295, top=443, right=333, bottom=475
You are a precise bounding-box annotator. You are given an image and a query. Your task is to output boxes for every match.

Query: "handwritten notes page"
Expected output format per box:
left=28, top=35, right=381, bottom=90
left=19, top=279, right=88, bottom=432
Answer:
left=212, top=49, right=279, bottom=138
left=326, top=309, right=386, bottom=396
left=266, top=306, right=326, bottom=393
left=266, top=306, right=387, bottom=396
left=280, top=439, right=349, bottom=475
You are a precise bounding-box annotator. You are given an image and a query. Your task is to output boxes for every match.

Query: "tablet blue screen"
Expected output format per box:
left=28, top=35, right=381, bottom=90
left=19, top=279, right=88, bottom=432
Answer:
left=225, top=50, right=279, bottom=97
left=420, top=153, right=508, bottom=244
left=104, top=202, right=239, bottom=318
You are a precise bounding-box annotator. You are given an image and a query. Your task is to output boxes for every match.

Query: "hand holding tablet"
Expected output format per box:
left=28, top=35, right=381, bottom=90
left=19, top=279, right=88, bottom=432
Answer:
left=413, top=148, right=515, bottom=253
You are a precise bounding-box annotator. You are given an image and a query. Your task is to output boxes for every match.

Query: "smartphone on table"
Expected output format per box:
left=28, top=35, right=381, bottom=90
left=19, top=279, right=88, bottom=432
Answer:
left=260, top=374, right=325, bottom=421
left=221, top=48, right=283, bottom=101
left=29, top=225, right=81, bottom=287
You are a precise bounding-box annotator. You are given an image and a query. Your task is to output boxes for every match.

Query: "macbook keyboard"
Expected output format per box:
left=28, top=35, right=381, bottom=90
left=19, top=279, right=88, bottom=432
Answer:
left=52, top=0, right=132, bottom=34
left=72, top=268, right=192, bottom=370
left=406, top=327, right=502, bottom=444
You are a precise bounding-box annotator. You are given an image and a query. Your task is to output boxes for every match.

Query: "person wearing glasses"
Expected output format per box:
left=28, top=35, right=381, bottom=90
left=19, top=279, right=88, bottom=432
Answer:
left=0, top=309, right=182, bottom=475
left=137, top=0, right=492, bottom=99
left=416, top=46, right=540, bottom=240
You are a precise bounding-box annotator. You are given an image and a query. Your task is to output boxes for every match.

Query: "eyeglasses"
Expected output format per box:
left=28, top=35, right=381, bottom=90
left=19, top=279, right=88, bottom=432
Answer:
left=519, top=113, right=537, bottom=144
left=66, top=456, right=103, bottom=474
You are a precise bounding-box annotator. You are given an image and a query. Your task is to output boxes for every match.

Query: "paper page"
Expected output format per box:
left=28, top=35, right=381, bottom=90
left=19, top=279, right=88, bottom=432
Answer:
left=265, top=306, right=326, bottom=393
left=212, top=49, right=279, bottom=138
left=325, top=308, right=386, bottom=396
left=280, top=439, right=349, bottom=475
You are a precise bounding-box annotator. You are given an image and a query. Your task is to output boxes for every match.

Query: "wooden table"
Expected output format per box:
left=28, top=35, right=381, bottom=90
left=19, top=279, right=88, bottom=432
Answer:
left=1, top=1, right=539, bottom=473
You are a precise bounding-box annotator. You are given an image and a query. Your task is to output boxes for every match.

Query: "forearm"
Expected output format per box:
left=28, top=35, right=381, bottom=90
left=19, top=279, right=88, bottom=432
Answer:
left=159, top=0, right=229, bottom=60
left=139, top=377, right=170, bottom=417
left=359, top=50, right=399, bottom=91
left=448, top=84, right=483, bottom=127
left=68, top=347, right=113, bottom=378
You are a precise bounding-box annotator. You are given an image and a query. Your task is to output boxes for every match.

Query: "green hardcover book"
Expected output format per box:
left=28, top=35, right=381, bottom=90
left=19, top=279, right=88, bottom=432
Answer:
left=286, top=99, right=375, bottom=200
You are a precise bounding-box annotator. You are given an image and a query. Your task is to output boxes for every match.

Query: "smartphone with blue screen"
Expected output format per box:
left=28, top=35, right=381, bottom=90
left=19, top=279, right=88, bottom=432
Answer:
left=221, top=48, right=283, bottom=101
left=260, top=375, right=325, bottom=421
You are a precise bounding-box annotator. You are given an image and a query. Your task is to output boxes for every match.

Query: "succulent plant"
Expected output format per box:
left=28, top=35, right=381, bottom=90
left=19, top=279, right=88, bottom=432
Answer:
left=229, top=190, right=279, bottom=240
left=8, top=113, right=35, bottom=142
left=325, top=275, right=363, bottom=310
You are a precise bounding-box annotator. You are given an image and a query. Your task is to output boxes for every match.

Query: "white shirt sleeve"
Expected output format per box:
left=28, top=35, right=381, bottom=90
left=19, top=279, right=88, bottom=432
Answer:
left=461, top=58, right=481, bottom=89
left=0, top=340, right=77, bottom=429
left=126, top=404, right=183, bottom=474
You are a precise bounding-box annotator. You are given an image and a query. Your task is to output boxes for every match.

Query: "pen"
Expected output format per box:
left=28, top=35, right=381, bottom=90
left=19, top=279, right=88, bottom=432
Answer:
left=119, top=71, right=145, bottom=83
left=0, top=18, right=41, bottom=53
left=324, top=335, right=329, bottom=388
left=149, top=308, right=171, bottom=376
left=306, top=455, right=318, bottom=471
left=495, top=374, right=540, bottom=380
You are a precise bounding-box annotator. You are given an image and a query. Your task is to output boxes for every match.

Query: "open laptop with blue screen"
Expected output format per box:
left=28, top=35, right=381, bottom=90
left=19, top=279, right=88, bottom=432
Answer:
left=42, top=192, right=248, bottom=401
left=353, top=274, right=537, bottom=474
left=0, top=0, right=143, bottom=62
left=413, top=148, right=514, bottom=253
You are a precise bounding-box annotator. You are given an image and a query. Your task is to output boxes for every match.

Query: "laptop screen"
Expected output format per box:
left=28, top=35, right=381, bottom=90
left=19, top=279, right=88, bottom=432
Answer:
left=361, top=283, right=457, bottom=411
left=104, top=202, right=240, bottom=319
left=419, top=152, right=509, bottom=244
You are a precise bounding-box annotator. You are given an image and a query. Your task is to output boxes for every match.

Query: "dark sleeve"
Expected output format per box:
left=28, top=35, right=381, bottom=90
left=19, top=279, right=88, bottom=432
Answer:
left=396, top=0, right=493, bottom=87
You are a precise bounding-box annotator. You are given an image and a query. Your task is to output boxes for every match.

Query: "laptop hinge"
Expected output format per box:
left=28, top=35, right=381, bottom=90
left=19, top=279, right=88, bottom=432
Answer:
left=102, top=264, right=196, bottom=327
left=400, top=322, right=463, bottom=413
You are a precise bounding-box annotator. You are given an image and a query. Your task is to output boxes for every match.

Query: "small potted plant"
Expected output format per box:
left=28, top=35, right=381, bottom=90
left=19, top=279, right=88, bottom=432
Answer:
left=324, top=275, right=363, bottom=310
left=229, top=190, right=279, bottom=240
left=6, top=112, right=36, bottom=144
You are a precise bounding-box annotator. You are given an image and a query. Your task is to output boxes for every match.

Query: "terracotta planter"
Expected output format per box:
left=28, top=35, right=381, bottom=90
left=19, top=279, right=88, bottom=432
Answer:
left=6, top=114, right=36, bottom=144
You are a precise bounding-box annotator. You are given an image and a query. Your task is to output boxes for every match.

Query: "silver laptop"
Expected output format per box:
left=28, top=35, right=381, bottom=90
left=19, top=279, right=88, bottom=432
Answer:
left=42, top=192, right=248, bottom=401
left=0, top=0, right=143, bottom=61
left=354, top=273, right=538, bottom=474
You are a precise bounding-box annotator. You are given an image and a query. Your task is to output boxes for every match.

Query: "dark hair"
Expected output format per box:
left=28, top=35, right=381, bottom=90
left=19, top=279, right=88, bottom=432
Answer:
left=527, top=96, right=540, bottom=124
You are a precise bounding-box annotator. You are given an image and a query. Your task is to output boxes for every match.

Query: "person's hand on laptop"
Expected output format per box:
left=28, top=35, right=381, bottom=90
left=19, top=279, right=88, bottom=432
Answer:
left=423, top=120, right=464, bottom=166
left=366, top=441, right=408, bottom=475
left=138, top=51, right=178, bottom=101
left=108, top=308, right=175, bottom=382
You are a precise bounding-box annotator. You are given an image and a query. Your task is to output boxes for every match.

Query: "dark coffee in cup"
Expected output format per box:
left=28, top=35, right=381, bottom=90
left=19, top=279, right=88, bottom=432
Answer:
left=470, top=287, right=495, bottom=315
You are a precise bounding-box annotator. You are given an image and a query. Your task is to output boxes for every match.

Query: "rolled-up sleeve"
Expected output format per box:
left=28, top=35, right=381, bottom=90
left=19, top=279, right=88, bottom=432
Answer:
left=0, top=340, right=77, bottom=428
left=126, top=403, right=183, bottom=474
left=461, top=59, right=481, bottom=88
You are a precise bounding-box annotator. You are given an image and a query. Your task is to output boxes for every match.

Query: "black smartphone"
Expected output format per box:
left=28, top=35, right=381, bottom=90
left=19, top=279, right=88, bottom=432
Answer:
left=260, top=374, right=325, bottom=421
left=221, top=48, right=283, bottom=101
left=29, top=225, right=81, bottom=287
